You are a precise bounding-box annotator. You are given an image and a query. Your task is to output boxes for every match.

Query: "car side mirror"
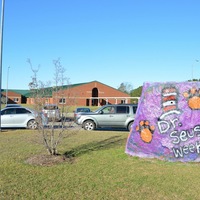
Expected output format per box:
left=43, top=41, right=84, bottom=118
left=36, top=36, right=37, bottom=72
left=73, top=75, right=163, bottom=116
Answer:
left=99, top=110, right=103, bottom=114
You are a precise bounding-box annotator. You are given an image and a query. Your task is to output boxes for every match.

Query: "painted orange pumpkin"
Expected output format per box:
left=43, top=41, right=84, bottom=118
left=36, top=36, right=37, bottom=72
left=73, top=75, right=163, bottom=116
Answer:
left=140, top=128, right=153, bottom=143
left=188, top=96, right=200, bottom=110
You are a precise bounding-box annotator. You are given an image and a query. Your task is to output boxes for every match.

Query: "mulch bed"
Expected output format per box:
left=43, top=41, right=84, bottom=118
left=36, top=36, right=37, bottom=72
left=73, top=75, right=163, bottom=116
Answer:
left=25, top=154, right=75, bottom=166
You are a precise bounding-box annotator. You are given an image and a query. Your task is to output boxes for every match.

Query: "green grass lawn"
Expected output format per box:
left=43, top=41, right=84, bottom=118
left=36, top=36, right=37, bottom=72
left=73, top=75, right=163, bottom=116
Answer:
left=1, top=129, right=200, bottom=200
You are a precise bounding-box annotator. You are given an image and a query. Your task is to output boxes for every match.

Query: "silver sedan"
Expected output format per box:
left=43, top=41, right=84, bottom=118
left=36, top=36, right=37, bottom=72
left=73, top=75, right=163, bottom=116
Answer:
left=0, top=106, right=47, bottom=129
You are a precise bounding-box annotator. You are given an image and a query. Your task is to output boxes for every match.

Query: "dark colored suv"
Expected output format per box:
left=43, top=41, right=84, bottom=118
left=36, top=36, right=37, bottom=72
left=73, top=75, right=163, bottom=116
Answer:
left=75, top=104, right=137, bottom=131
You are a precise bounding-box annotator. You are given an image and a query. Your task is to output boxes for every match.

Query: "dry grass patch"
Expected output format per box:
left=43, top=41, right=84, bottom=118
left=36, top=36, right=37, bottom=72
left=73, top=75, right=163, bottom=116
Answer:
left=25, top=154, right=76, bottom=166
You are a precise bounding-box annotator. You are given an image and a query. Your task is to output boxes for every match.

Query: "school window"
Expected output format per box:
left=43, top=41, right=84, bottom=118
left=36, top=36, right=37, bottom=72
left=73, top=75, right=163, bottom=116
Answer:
left=121, top=99, right=126, bottom=104
left=59, top=98, right=66, bottom=104
left=14, top=98, right=19, bottom=102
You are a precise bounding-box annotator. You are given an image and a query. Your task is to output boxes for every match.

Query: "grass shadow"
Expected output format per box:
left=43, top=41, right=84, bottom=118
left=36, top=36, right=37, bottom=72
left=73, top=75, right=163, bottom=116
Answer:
left=64, top=135, right=126, bottom=158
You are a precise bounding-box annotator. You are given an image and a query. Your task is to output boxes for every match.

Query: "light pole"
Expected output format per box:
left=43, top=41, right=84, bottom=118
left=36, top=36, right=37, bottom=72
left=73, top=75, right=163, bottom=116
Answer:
left=0, top=0, right=5, bottom=131
left=6, top=66, right=10, bottom=105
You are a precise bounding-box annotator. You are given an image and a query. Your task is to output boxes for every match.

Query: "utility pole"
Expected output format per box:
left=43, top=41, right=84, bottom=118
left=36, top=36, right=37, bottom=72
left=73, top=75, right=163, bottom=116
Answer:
left=6, top=66, right=10, bottom=105
left=0, top=0, right=5, bottom=131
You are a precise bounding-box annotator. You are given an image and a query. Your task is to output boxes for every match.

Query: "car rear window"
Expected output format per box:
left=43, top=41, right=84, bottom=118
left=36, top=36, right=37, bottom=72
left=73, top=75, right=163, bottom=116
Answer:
left=77, top=108, right=90, bottom=112
left=44, top=105, right=58, bottom=110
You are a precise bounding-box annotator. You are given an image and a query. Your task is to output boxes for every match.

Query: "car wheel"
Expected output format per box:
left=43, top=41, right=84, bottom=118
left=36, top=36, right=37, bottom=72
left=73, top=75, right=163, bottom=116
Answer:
left=128, top=121, right=133, bottom=131
left=27, top=119, right=38, bottom=130
left=83, top=120, right=95, bottom=131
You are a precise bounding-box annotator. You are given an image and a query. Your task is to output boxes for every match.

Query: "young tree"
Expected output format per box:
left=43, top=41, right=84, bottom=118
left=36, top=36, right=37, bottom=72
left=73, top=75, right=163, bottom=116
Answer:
left=28, top=58, right=76, bottom=156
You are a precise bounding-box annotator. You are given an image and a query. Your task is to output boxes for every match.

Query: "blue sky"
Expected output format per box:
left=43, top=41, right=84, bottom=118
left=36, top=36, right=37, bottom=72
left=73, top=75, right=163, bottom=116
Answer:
left=1, top=0, right=200, bottom=90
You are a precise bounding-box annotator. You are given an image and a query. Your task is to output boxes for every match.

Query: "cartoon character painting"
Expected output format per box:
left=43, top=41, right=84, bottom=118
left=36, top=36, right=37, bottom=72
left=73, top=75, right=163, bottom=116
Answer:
left=125, top=81, right=200, bottom=162
left=160, top=86, right=181, bottom=119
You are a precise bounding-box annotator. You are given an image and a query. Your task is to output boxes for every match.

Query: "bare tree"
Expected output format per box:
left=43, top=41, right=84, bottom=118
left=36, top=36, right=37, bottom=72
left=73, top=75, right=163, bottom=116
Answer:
left=27, top=58, right=40, bottom=90
left=28, top=58, right=77, bottom=156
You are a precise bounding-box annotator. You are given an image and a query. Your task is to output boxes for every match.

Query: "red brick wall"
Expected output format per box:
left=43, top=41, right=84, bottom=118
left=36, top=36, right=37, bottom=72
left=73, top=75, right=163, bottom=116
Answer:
left=26, top=81, right=131, bottom=106
left=2, top=91, right=22, bottom=104
left=54, top=81, right=130, bottom=106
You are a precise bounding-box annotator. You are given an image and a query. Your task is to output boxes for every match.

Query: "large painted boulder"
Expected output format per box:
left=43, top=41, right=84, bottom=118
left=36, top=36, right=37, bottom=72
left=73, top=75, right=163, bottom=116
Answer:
left=125, top=82, right=200, bottom=162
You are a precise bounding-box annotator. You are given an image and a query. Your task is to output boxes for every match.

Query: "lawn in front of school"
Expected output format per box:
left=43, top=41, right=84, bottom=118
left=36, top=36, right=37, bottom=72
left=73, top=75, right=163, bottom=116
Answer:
left=0, top=129, right=200, bottom=200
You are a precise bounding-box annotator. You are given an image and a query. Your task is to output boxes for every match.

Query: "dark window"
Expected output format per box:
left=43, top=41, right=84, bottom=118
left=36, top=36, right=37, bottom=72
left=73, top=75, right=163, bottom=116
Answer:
left=2, top=108, right=16, bottom=115
left=59, top=98, right=66, bottom=104
left=132, top=106, right=137, bottom=114
left=16, top=108, right=31, bottom=114
left=77, top=108, right=90, bottom=112
left=44, top=105, right=58, bottom=110
left=116, top=106, right=129, bottom=114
